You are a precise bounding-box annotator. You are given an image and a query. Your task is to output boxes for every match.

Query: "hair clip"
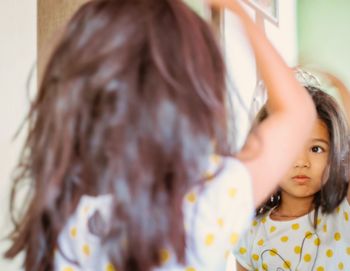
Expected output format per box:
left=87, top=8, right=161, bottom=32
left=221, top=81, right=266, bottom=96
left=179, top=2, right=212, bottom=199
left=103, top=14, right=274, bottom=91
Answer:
left=294, top=68, right=322, bottom=88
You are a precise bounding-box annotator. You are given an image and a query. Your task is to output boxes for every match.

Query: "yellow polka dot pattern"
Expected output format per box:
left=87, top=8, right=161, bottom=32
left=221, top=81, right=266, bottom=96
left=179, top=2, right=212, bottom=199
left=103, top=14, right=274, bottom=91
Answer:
left=305, top=231, right=312, bottom=239
left=217, top=218, right=224, bottom=227
left=82, top=244, right=91, bottom=256
left=304, top=253, right=312, bottom=262
left=160, top=249, right=170, bottom=264
left=252, top=254, right=259, bottom=261
left=204, top=234, right=215, bottom=246
left=334, top=232, right=341, bottom=241
left=203, top=171, right=214, bottom=181
left=105, top=263, right=116, bottom=271
left=283, top=261, right=291, bottom=269
left=59, top=160, right=350, bottom=271
left=228, top=187, right=237, bottom=198
left=294, top=246, right=301, bottom=254
left=269, top=248, right=278, bottom=256
left=280, top=236, right=288, bottom=242
left=269, top=226, right=276, bottom=233
left=314, top=237, right=321, bottom=246
left=56, top=156, right=273, bottom=271
left=257, top=239, right=264, bottom=246
left=291, top=223, right=299, bottom=230
left=186, top=192, right=197, bottom=203
left=262, top=262, right=268, bottom=270
left=230, top=232, right=239, bottom=245
left=70, top=227, right=77, bottom=238
left=326, top=249, right=333, bottom=258
left=323, top=224, right=327, bottom=233
left=239, top=247, right=247, bottom=255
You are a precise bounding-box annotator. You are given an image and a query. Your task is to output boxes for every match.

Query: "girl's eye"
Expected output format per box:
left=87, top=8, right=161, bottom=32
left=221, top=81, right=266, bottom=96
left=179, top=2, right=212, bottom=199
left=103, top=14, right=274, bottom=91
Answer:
left=311, top=146, right=324, bottom=153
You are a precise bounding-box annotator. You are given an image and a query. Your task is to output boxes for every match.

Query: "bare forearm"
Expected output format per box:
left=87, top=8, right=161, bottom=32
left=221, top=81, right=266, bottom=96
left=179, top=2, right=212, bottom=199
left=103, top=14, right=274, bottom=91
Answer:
left=224, top=0, right=316, bottom=205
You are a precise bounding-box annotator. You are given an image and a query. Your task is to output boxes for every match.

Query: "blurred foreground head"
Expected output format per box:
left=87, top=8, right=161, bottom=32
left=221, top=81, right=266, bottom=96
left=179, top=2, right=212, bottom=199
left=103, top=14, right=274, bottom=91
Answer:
left=7, top=1, right=230, bottom=271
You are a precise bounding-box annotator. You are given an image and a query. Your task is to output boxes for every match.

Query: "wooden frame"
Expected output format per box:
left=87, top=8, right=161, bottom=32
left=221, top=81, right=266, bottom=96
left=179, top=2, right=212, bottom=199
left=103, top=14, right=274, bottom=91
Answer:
left=242, top=0, right=279, bottom=26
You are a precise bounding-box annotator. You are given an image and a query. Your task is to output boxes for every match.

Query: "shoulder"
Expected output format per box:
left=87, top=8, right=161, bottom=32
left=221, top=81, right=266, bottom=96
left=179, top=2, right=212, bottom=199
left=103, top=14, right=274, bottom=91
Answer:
left=184, top=155, right=253, bottom=210
left=220, top=155, right=252, bottom=180
left=212, top=155, right=253, bottom=206
left=180, top=156, right=255, bottom=269
left=207, top=155, right=252, bottom=192
left=339, top=196, right=350, bottom=213
left=232, top=215, right=263, bottom=270
left=326, top=197, right=350, bottom=224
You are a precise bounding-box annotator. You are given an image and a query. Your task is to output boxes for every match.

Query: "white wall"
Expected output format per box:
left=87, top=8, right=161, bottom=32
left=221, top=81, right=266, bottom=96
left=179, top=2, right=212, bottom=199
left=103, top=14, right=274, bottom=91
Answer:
left=0, top=0, right=36, bottom=270
left=223, top=0, right=298, bottom=148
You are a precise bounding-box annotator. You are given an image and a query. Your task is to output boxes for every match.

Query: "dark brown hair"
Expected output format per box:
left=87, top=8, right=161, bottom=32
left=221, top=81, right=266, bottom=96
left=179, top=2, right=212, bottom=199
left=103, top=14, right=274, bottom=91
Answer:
left=256, top=87, right=350, bottom=227
left=5, top=0, right=230, bottom=270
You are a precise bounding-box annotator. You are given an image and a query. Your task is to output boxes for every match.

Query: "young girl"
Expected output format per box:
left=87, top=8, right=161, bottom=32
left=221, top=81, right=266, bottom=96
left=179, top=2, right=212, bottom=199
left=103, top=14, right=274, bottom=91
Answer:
left=5, top=0, right=316, bottom=271
left=234, top=86, right=350, bottom=271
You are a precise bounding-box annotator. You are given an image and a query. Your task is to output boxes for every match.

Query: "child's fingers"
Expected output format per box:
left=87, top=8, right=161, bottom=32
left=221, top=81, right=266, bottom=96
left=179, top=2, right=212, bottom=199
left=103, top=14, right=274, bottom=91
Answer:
left=203, top=0, right=243, bottom=14
left=204, top=0, right=236, bottom=8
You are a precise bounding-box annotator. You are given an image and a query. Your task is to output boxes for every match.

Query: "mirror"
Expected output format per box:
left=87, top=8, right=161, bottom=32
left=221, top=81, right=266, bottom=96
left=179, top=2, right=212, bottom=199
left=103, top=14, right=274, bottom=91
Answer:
left=1, top=1, right=349, bottom=270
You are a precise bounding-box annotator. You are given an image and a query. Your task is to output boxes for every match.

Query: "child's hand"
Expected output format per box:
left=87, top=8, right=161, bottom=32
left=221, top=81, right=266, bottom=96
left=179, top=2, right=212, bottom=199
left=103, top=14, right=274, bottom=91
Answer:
left=204, top=0, right=249, bottom=19
left=205, top=0, right=242, bottom=12
left=205, top=0, right=231, bottom=7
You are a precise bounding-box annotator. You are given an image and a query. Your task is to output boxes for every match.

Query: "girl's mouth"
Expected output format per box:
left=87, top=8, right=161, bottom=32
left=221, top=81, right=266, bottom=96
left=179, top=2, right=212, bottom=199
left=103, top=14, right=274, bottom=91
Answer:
left=292, top=175, right=311, bottom=184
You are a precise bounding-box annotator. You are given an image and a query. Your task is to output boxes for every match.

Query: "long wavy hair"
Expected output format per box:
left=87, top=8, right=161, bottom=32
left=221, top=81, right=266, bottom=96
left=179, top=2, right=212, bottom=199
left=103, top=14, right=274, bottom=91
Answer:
left=5, top=0, right=230, bottom=270
left=256, top=87, right=350, bottom=227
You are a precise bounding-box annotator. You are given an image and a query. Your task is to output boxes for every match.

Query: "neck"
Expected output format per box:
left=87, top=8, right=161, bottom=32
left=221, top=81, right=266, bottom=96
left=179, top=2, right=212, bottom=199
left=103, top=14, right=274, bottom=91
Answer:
left=274, top=191, right=314, bottom=218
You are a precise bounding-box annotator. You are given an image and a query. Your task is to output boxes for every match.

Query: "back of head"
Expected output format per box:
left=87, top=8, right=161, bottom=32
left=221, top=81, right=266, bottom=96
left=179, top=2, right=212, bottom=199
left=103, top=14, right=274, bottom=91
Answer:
left=7, top=0, right=228, bottom=270
left=256, top=87, right=349, bottom=217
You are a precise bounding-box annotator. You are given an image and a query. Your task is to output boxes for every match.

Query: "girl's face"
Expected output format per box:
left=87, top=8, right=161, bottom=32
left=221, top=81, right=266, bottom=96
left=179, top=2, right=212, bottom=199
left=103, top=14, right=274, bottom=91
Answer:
left=279, top=118, right=330, bottom=199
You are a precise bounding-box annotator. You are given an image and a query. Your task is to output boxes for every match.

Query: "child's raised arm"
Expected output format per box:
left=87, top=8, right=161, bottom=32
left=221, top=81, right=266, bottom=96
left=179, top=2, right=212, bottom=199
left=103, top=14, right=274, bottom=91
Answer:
left=209, top=0, right=316, bottom=206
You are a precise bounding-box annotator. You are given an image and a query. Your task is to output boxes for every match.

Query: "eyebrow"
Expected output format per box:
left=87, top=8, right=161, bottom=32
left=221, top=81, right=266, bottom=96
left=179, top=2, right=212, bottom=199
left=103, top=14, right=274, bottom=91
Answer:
left=311, top=138, right=330, bottom=145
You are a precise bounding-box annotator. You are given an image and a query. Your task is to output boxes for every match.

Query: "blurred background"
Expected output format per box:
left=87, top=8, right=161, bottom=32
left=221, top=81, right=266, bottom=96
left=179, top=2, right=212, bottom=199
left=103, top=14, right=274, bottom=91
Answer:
left=0, top=0, right=349, bottom=270
left=0, top=0, right=36, bottom=270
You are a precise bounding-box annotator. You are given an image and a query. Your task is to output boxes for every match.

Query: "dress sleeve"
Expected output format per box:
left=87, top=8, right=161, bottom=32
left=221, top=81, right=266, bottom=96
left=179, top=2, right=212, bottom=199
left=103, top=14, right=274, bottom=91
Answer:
left=233, top=223, right=256, bottom=270
left=183, top=156, right=254, bottom=270
left=335, top=198, right=350, bottom=241
left=54, top=213, right=83, bottom=271
left=339, top=197, right=350, bottom=221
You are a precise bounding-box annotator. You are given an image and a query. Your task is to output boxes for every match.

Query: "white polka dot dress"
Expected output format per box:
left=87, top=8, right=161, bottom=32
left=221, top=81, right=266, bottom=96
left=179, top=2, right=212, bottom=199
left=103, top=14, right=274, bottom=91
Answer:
left=234, top=198, right=350, bottom=271
left=54, top=156, right=254, bottom=271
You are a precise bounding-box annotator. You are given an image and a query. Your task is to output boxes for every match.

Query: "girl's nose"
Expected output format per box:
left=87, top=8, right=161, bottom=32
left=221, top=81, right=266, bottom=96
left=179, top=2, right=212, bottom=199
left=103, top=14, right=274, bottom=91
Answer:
left=294, top=157, right=311, bottom=168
